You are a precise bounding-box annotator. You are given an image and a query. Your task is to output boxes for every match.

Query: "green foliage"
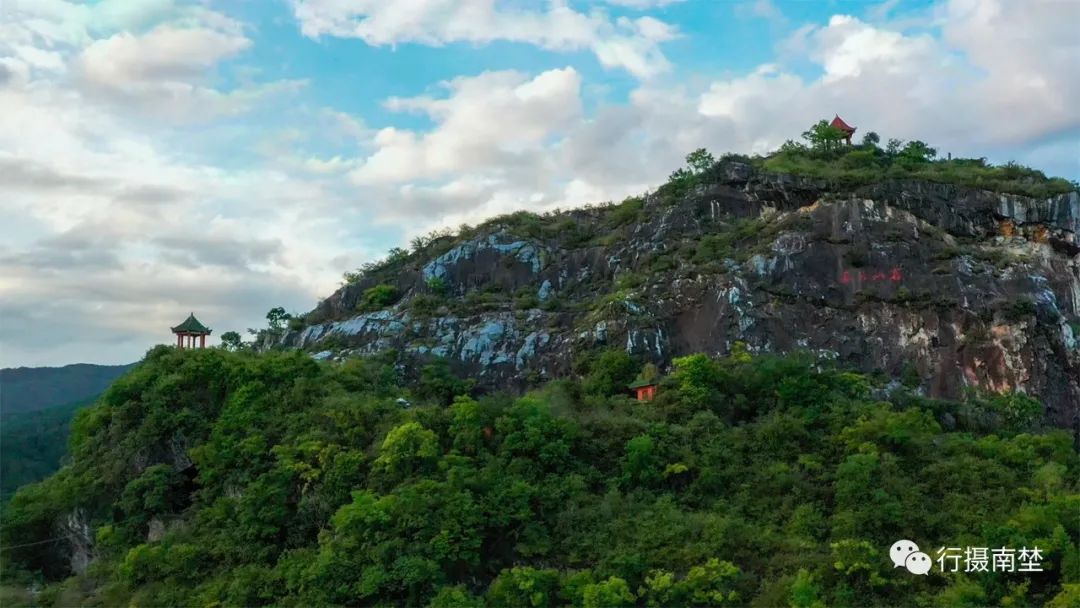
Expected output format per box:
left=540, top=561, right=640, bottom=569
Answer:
left=410, top=293, right=444, bottom=316
left=0, top=399, right=91, bottom=500
left=984, top=391, right=1043, bottom=431
left=606, top=197, right=644, bottom=228
left=265, top=306, right=291, bottom=331
left=219, top=331, right=242, bottom=351
left=416, top=359, right=475, bottom=405
left=802, top=119, right=847, bottom=153
left=373, top=422, right=439, bottom=482
left=342, top=247, right=412, bottom=286
left=426, top=276, right=448, bottom=295
left=759, top=120, right=1076, bottom=197
left=582, top=576, right=635, bottom=608
left=685, top=148, right=716, bottom=175
left=790, top=568, right=826, bottom=608
left=582, top=350, right=638, bottom=396
left=1002, top=297, right=1037, bottom=321
left=2, top=347, right=1076, bottom=607
left=359, top=284, right=400, bottom=312
left=663, top=148, right=718, bottom=199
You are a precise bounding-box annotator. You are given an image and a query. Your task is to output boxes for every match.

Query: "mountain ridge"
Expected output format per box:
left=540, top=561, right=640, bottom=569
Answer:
left=264, top=156, right=1079, bottom=426
left=0, top=363, right=137, bottom=415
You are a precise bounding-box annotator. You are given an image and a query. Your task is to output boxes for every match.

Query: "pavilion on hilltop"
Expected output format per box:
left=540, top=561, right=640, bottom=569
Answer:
left=830, top=115, right=857, bottom=145
left=172, top=313, right=212, bottom=349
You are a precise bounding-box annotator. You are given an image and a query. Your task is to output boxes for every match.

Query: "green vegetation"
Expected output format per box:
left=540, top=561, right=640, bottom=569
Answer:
left=1002, top=297, right=1038, bottom=322
left=219, top=331, right=242, bottom=351
left=761, top=123, right=1076, bottom=198
left=359, top=284, right=401, bottom=312
left=0, top=400, right=90, bottom=500
left=2, top=347, right=1076, bottom=607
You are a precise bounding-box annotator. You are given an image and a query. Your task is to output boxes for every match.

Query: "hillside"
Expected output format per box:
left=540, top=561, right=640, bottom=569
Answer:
left=0, top=364, right=135, bottom=415
left=2, top=347, right=1077, bottom=607
left=1, top=400, right=92, bottom=500
left=3, top=134, right=1079, bottom=607
left=0, top=364, right=135, bottom=499
left=264, top=141, right=1079, bottom=427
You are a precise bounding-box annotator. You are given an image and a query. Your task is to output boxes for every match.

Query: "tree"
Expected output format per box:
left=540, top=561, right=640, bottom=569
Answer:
left=373, top=422, right=439, bottom=481
left=801, top=120, right=846, bottom=153
left=582, top=577, right=635, bottom=608
left=898, top=140, right=937, bottom=163
left=220, top=331, right=242, bottom=351
left=860, top=131, right=881, bottom=148
left=685, top=148, right=716, bottom=174
left=266, top=307, right=291, bottom=331
left=583, top=350, right=637, bottom=396
left=885, top=138, right=904, bottom=156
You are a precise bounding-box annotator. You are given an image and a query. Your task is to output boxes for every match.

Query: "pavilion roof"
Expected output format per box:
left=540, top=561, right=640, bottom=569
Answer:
left=171, top=313, right=211, bottom=334
left=830, top=115, right=856, bottom=133
left=628, top=378, right=658, bottom=390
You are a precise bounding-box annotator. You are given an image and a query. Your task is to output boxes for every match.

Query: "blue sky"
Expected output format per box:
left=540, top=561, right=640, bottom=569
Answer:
left=0, top=0, right=1077, bottom=367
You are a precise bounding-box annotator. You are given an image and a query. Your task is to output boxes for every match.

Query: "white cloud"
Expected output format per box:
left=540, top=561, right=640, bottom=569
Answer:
left=288, top=0, right=677, bottom=79
left=734, top=0, right=786, bottom=24
left=73, top=25, right=265, bottom=119
left=352, top=67, right=582, bottom=185
left=696, top=4, right=1080, bottom=158
left=0, top=2, right=362, bottom=367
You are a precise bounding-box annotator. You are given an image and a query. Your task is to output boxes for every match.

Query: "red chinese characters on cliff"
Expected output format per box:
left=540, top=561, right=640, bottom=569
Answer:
left=840, top=267, right=903, bottom=284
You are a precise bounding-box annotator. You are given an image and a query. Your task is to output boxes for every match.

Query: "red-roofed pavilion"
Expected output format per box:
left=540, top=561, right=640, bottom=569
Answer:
left=172, top=313, right=212, bottom=349
left=830, top=115, right=857, bottom=145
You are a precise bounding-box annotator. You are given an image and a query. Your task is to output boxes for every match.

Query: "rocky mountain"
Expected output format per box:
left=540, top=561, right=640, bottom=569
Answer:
left=270, top=158, right=1079, bottom=427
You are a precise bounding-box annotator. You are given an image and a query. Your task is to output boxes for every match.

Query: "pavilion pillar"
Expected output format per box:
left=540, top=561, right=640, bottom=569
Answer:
left=200, top=335, right=205, bottom=348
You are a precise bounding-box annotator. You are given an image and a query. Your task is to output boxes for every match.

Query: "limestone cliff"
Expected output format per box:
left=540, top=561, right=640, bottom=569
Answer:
left=274, top=162, right=1080, bottom=426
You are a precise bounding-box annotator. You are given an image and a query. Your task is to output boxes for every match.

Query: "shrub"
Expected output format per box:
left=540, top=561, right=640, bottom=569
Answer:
left=1002, top=297, right=1037, bottom=321
left=358, top=284, right=399, bottom=311
left=607, top=197, right=644, bottom=227
left=426, top=277, right=448, bottom=295
left=410, top=294, right=443, bottom=316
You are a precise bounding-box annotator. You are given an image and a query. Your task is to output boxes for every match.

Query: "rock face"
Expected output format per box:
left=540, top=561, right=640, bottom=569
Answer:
left=275, top=163, right=1080, bottom=426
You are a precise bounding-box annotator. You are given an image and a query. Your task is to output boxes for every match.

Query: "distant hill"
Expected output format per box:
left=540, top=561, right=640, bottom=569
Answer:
left=1, top=363, right=135, bottom=498
left=0, top=363, right=135, bottom=415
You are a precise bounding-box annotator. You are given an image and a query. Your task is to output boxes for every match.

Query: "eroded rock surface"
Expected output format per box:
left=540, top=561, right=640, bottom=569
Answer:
left=275, top=163, right=1080, bottom=426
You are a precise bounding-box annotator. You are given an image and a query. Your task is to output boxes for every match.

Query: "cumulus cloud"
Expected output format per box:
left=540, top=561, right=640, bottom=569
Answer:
left=352, top=67, right=582, bottom=185
left=0, top=3, right=359, bottom=367
left=289, top=0, right=677, bottom=79
left=73, top=24, right=309, bottom=121
left=694, top=4, right=1080, bottom=166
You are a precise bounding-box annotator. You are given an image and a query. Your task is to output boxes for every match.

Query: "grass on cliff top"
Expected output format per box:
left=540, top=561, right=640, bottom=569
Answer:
left=759, top=148, right=1077, bottom=198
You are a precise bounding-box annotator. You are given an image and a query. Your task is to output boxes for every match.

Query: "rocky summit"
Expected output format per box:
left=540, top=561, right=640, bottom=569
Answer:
left=271, top=159, right=1079, bottom=427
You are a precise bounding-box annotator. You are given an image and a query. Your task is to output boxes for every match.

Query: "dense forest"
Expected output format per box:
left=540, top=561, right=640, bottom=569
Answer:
left=2, top=346, right=1077, bottom=607
left=1, top=400, right=92, bottom=499
left=1, top=364, right=135, bottom=498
